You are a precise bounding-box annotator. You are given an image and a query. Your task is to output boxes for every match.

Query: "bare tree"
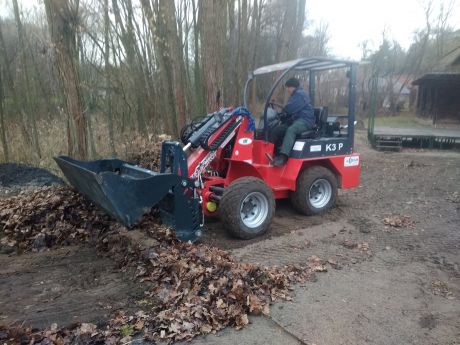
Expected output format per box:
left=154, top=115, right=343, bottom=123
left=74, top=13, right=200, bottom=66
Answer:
left=276, top=0, right=305, bottom=62
left=0, top=19, right=34, bottom=156
left=191, top=0, right=205, bottom=114
left=0, top=68, right=8, bottom=162
left=44, top=0, right=88, bottom=159
left=200, top=0, right=227, bottom=111
left=434, top=0, right=456, bottom=58
left=141, top=0, right=177, bottom=135
left=12, top=0, right=41, bottom=157
left=112, top=0, right=148, bottom=137
left=104, top=0, right=116, bottom=155
left=300, top=21, right=330, bottom=57
left=160, top=0, right=190, bottom=130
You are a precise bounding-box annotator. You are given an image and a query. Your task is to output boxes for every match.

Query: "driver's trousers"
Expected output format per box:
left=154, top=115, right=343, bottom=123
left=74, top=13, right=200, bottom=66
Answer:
left=269, top=118, right=310, bottom=156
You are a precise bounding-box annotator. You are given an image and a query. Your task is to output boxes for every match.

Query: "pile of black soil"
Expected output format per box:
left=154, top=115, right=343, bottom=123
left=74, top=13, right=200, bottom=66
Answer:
left=0, top=163, right=63, bottom=194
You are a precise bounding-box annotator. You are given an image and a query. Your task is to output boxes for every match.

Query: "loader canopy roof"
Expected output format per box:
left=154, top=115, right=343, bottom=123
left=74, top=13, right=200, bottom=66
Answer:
left=251, top=57, right=358, bottom=76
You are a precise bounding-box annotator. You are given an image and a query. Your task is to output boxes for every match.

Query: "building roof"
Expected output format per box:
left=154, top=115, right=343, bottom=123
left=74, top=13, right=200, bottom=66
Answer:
left=412, top=73, right=460, bottom=85
left=436, top=45, right=460, bottom=71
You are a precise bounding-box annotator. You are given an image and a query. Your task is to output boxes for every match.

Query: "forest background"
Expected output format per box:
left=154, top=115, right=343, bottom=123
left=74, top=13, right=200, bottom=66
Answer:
left=0, top=0, right=458, bottom=168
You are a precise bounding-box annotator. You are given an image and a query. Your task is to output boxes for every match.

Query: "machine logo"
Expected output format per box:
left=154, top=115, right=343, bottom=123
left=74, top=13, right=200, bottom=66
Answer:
left=344, top=156, right=359, bottom=167
left=238, top=138, right=253, bottom=145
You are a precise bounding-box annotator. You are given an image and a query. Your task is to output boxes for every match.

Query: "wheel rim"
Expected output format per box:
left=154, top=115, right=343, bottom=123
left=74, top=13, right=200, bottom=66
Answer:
left=308, top=178, right=332, bottom=209
left=240, top=192, right=269, bottom=229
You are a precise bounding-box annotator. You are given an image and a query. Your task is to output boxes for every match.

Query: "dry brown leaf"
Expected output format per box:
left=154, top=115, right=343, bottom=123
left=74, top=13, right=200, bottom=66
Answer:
left=383, top=215, right=415, bottom=228
left=78, top=323, right=97, bottom=335
left=247, top=294, right=263, bottom=314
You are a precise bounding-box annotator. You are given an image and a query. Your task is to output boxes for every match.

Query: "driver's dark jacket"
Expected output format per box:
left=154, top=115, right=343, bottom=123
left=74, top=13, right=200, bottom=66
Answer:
left=284, top=87, right=315, bottom=128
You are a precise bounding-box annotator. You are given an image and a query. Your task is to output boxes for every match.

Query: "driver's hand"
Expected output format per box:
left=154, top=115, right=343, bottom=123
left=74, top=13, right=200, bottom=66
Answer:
left=279, top=112, right=293, bottom=125
left=278, top=112, right=288, bottom=120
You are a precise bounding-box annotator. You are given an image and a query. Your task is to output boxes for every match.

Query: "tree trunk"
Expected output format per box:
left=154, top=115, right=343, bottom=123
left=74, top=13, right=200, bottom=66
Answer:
left=0, top=19, right=33, bottom=156
left=237, top=0, right=248, bottom=103
left=226, top=0, right=237, bottom=105
left=250, top=0, right=262, bottom=71
left=141, top=0, right=177, bottom=135
left=191, top=0, right=205, bottom=114
left=104, top=0, right=116, bottom=155
left=44, top=0, right=88, bottom=160
left=273, top=0, right=305, bottom=102
left=180, top=0, right=194, bottom=124
left=276, top=0, right=305, bottom=62
left=160, top=0, right=189, bottom=130
left=200, top=0, right=227, bottom=112
left=12, top=0, right=41, bottom=158
left=0, top=69, right=9, bottom=162
left=112, top=0, right=148, bottom=137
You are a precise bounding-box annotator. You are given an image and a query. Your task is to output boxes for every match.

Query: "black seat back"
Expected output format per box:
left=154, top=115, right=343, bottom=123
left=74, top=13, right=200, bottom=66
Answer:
left=313, top=107, right=322, bottom=128
left=297, top=106, right=329, bottom=140
left=318, top=106, right=328, bottom=135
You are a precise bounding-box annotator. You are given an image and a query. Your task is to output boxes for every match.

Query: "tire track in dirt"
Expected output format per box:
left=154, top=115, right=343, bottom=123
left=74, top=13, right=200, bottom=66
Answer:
left=231, top=222, right=371, bottom=267
left=0, top=246, right=144, bottom=328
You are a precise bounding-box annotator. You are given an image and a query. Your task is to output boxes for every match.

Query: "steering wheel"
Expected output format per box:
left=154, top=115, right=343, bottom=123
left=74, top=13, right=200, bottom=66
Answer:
left=268, top=101, right=290, bottom=123
left=268, top=101, right=284, bottom=113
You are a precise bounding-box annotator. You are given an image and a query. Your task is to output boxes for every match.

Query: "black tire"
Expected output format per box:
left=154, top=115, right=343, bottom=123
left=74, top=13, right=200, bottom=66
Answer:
left=290, top=166, right=337, bottom=216
left=219, top=177, right=275, bottom=239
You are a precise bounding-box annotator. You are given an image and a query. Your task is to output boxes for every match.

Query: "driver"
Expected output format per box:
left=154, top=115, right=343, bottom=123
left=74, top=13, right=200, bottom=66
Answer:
left=270, top=78, right=315, bottom=166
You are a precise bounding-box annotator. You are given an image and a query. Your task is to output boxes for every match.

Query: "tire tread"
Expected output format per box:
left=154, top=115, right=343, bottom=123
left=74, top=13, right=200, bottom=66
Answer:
left=219, top=177, right=275, bottom=239
left=290, top=166, right=337, bottom=216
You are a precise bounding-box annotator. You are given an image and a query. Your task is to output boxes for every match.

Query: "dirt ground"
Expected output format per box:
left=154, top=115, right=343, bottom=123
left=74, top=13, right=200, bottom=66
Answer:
left=0, top=246, right=145, bottom=329
left=1, top=131, right=459, bottom=344
left=0, top=163, right=63, bottom=198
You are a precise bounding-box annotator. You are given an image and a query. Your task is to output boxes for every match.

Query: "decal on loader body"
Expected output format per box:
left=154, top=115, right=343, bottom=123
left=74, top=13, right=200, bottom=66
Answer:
left=344, top=155, right=359, bottom=167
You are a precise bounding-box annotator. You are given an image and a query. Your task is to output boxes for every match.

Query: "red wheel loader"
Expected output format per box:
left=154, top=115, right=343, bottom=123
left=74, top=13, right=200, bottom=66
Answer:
left=55, top=57, right=360, bottom=241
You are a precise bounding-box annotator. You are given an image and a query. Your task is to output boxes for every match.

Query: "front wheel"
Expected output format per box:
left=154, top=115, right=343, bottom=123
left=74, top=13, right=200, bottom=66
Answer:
left=219, top=177, right=275, bottom=239
left=290, top=166, right=338, bottom=215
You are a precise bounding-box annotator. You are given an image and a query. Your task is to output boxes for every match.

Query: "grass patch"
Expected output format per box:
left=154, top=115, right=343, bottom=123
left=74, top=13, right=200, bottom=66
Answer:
left=120, top=324, right=134, bottom=337
left=374, top=113, right=433, bottom=128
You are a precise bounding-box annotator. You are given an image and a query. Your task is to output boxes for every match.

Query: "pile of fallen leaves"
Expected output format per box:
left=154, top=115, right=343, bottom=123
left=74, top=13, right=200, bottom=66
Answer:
left=0, top=185, right=328, bottom=343
left=125, top=138, right=163, bottom=171
left=98, top=225, right=321, bottom=342
left=0, top=323, right=109, bottom=345
left=130, top=237, right=317, bottom=341
left=0, top=186, right=114, bottom=252
left=383, top=215, right=415, bottom=229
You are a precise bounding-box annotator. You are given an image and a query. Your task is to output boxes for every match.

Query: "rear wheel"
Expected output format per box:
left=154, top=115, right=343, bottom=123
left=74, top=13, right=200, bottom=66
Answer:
left=219, top=177, right=275, bottom=239
left=291, top=166, right=337, bottom=215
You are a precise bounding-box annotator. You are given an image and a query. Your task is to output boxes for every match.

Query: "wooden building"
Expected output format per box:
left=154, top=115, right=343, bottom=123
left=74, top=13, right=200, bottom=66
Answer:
left=413, top=46, right=460, bottom=123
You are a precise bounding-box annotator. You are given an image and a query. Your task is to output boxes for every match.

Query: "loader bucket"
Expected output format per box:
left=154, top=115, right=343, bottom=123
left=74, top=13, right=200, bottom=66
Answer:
left=54, top=154, right=203, bottom=242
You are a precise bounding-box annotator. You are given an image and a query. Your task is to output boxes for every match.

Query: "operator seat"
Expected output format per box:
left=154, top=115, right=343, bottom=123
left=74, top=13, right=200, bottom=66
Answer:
left=297, top=107, right=328, bottom=139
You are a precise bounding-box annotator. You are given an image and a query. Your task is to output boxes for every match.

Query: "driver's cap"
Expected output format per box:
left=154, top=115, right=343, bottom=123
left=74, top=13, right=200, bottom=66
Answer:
left=285, top=78, right=300, bottom=88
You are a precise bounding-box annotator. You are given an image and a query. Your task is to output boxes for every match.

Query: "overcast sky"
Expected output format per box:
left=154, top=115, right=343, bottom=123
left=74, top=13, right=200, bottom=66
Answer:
left=306, top=0, right=460, bottom=60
